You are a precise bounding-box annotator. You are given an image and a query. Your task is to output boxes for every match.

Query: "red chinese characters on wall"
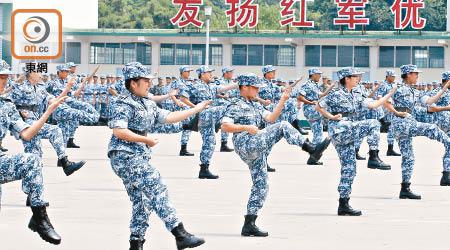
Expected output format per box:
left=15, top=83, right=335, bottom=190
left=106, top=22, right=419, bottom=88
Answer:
left=279, top=0, right=314, bottom=28
left=170, top=0, right=204, bottom=28
left=226, top=0, right=259, bottom=28
left=390, top=0, right=426, bottom=29
left=333, top=0, right=369, bottom=29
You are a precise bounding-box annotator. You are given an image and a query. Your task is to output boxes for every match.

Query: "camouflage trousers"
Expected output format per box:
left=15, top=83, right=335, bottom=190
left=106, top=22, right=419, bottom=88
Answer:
left=392, top=115, right=450, bottom=183
left=233, top=121, right=306, bottom=215
left=0, top=153, right=47, bottom=209
left=110, top=151, right=180, bottom=241
left=331, top=119, right=381, bottom=198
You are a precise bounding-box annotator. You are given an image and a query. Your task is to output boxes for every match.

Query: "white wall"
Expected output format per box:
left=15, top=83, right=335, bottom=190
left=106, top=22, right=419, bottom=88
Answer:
left=37, top=34, right=450, bottom=82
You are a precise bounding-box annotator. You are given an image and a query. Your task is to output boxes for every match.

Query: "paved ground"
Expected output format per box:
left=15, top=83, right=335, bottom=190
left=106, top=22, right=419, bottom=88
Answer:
left=1, top=126, right=449, bottom=250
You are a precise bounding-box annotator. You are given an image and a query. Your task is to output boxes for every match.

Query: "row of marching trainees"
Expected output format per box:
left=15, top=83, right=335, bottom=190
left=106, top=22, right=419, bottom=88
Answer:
left=1, top=59, right=450, bottom=250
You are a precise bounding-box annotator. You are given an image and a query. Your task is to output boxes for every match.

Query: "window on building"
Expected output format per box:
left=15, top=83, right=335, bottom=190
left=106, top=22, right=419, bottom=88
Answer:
left=232, top=44, right=247, bottom=66
left=136, top=43, right=152, bottom=65
left=53, top=42, right=66, bottom=63
left=354, top=46, right=369, bottom=67
left=429, top=46, right=444, bottom=68
left=379, top=46, right=394, bottom=67
left=395, top=46, right=411, bottom=67
left=264, top=45, right=279, bottom=66
left=305, top=45, right=320, bottom=67
left=160, top=44, right=175, bottom=65
left=338, top=46, right=353, bottom=67
left=64, top=42, right=81, bottom=64
left=412, top=46, right=428, bottom=68
left=191, top=44, right=205, bottom=65
left=122, top=43, right=136, bottom=64
left=209, top=44, right=223, bottom=66
left=279, top=45, right=295, bottom=66
left=176, top=44, right=190, bottom=65
left=322, top=46, right=336, bottom=67
left=248, top=45, right=263, bottom=66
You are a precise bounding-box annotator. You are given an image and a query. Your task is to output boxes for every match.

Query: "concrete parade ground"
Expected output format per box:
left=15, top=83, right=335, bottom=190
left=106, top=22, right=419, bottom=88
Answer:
left=0, top=126, right=449, bottom=250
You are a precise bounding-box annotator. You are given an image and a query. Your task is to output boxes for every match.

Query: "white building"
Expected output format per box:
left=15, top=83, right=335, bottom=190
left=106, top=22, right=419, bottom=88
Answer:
left=1, top=2, right=449, bottom=82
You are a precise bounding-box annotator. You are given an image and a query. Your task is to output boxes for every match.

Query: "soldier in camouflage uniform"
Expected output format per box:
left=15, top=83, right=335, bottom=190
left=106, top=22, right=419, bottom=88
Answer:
left=297, top=68, right=334, bottom=165
left=47, top=64, right=99, bottom=146
left=221, top=73, right=330, bottom=237
left=316, top=67, right=395, bottom=216
left=180, top=66, right=239, bottom=179
left=0, top=60, right=64, bottom=245
left=172, top=66, right=195, bottom=156
left=376, top=70, right=401, bottom=156
left=214, top=66, right=238, bottom=153
left=11, top=69, right=87, bottom=179
left=108, top=62, right=206, bottom=250
left=430, top=71, right=450, bottom=186
left=384, top=65, right=450, bottom=199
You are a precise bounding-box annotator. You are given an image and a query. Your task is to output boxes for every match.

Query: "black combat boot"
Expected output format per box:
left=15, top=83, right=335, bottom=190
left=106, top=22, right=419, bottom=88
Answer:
left=59, top=156, right=86, bottom=176
left=292, top=120, right=309, bottom=135
left=241, top=215, right=268, bottom=237
left=355, top=149, right=366, bottom=160
left=179, top=144, right=194, bottom=156
left=337, top=198, right=362, bottom=216
left=171, top=222, right=205, bottom=250
left=198, top=164, right=219, bottom=179
left=28, top=206, right=61, bottom=245
left=129, top=238, right=145, bottom=250
left=399, top=182, right=421, bottom=199
left=267, top=165, right=276, bottom=172
left=220, top=141, right=234, bottom=152
left=66, top=138, right=80, bottom=148
left=26, top=196, right=49, bottom=207
left=304, top=138, right=331, bottom=165
left=367, top=150, right=391, bottom=170
left=387, top=144, right=401, bottom=156
left=441, top=171, right=450, bottom=186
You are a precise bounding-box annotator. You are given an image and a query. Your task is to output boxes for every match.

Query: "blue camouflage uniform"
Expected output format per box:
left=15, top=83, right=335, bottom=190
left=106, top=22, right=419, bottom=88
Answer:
left=257, top=66, right=277, bottom=111
left=390, top=65, right=450, bottom=183
left=215, top=67, right=238, bottom=144
left=172, top=67, right=194, bottom=146
left=47, top=64, right=99, bottom=144
left=222, top=73, right=307, bottom=215
left=377, top=72, right=397, bottom=146
left=0, top=60, right=47, bottom=207
left=10, top=79, right=67, bottom=159
left=298, top=68, right=324, bottom=146
left=432, top=72, right=450, bottom=133
left=318, top=68, right=382, bottom=198
left=108, top=62, right=180, bottom=241
left=181, top=66, right=225, bottom=165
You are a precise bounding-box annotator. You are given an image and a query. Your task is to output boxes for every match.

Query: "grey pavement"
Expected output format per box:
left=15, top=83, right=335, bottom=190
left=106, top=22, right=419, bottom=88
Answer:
left=1, top=126, right=449, bottom=250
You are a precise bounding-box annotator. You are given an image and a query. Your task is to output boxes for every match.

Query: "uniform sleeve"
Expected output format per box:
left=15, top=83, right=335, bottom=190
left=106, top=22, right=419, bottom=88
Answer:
left=108, top=102, right=132, bottom=129
left=179, top=84, right=191, bottom=99
left=10, top=84, right=24, bottom=102
left=221, top=103, right=239, bottom=124
left=154, top=105, right=170, bottom=125
left=8, top=105, right=30, bottom=139
left=361, top=98, right=373, bottom=109
left=318, top=94, right=329, bottom=109
left=298, top=83, right=308, bottom=97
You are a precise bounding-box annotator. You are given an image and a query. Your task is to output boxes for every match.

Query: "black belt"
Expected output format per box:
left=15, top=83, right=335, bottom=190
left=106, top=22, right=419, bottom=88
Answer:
left=394, top=107, right=413, bottom=114
left=16, top=105, right=38, bottom=112
left=129, top=129, right=147, bottom=136
left=331, top=112, right=357, bottom=119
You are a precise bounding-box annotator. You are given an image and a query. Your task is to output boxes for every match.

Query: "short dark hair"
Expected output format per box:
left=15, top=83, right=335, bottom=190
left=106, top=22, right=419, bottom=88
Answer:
left=401, top=74, right=407, bottom=80
left=443, top=79, right=446, bottom=84
left=339, top=78, right=346, bottom=86
left=125, top=77, right=141, bottom=90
